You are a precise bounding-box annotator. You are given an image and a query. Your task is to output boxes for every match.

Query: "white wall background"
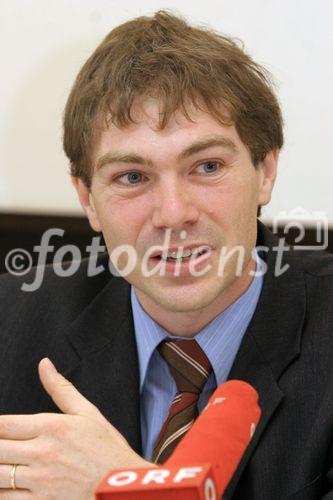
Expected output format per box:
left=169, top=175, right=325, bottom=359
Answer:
left=1, top=0, right=332, bottom=226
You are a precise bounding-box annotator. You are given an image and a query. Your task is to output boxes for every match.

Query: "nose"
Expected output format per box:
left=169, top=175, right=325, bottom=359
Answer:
left=151, top=176, right=200, bottom=231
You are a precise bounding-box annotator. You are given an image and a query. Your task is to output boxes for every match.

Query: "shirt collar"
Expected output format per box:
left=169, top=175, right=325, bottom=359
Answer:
left=131, top=249, right=264, bottom=391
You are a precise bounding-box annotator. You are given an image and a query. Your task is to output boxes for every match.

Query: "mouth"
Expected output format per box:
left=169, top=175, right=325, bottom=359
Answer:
left=151, top=245, right=212, bottom=262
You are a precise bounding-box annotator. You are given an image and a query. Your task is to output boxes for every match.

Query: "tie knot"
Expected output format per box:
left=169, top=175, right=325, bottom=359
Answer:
left=157, top=339, right=213, bottom=394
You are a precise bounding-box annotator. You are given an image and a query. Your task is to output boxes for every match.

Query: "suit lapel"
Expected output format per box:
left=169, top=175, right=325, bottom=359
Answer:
left=60, top=273, right=142, bottom=455
left=224, top=221, right=307, bottom=497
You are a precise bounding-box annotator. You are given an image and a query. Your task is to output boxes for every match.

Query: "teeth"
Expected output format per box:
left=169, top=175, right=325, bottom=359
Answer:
left=168, top=249, right=192, bottom=259
left=161, top=246, right=210, bottom=260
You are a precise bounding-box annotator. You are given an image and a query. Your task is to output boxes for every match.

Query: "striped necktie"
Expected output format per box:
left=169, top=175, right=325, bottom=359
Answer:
left=152, top=338, right=213, bottom=464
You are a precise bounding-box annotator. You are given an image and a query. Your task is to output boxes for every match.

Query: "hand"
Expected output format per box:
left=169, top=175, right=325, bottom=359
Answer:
left=0, top=358, right=153, bottom=499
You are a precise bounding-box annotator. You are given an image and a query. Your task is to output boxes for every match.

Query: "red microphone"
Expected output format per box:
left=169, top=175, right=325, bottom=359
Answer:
left=166, top=380, right=260, bottom=493
left=95, top=380, right=261, bottom=499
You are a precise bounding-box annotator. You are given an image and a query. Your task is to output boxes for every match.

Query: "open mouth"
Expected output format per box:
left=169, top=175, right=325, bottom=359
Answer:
left=152, top=247, right=211, bottom=262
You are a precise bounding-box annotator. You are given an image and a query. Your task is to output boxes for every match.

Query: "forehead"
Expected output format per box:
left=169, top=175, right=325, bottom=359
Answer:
left=93, top=96, right=244, bottom=162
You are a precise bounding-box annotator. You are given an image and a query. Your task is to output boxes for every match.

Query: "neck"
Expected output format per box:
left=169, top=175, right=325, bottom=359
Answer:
left=134, top=256, right=257, bottom=338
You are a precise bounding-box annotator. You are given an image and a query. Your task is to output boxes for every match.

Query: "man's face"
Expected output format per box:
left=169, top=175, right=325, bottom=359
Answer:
left=73, top=98, right=277, bottom=315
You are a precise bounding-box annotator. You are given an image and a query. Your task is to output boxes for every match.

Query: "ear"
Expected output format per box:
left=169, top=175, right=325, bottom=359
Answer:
left=71, top=175, right=102, bottom=232
left=257, top=147, right=279, bottom=206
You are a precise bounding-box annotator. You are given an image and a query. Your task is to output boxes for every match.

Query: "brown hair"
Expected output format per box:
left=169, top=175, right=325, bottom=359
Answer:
left=63, top=9, right=284, bottom=198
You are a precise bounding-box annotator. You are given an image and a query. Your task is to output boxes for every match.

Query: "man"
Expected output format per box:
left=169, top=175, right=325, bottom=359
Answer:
left=0, top=10, right=333, bottom=499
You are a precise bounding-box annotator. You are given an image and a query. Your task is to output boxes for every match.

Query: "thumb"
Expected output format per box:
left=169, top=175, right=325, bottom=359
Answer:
left=38, top=357, right=104, bottom=420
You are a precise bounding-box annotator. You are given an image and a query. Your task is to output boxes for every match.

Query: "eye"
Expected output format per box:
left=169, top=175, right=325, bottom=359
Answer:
left=116, top=172, right=144, bottom=185
left=196, top=161, right=222, bottom=174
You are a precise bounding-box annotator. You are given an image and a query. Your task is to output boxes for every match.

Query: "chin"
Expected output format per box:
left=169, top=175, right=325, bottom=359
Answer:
left=148, top=281, right=227, bottom=313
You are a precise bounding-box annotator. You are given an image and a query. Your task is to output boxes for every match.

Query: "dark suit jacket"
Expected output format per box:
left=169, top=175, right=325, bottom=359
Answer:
left=1, top=220, right=333, bottom=499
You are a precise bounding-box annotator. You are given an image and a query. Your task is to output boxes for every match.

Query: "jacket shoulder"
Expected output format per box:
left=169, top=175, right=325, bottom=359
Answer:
left=0, top=251, right=113, bottom=341
left=0, top=250, right=112, bottom=296
left=299, top=249, right=333, bottom=277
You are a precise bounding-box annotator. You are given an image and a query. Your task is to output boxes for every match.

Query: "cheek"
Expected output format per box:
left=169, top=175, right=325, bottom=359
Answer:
left=98, top=196, right=152, bottom=246
left=220, top=174, right=258, bottom=212
left=198, top=181, right=247, bottom=221
left=201, top=177, right=258, bottom=243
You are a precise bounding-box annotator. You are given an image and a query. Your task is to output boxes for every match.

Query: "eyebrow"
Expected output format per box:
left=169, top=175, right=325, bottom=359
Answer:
left=96, top=135, right=239, bottom=171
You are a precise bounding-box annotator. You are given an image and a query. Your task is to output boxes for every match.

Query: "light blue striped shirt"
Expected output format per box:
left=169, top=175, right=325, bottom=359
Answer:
left=131, top=251, right=264, bottom=460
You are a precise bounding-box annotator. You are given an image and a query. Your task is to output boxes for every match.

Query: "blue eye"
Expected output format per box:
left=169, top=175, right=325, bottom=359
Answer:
left=198, top=161, right=220, bottom=174
left=119, top=172, right=143, bottom=184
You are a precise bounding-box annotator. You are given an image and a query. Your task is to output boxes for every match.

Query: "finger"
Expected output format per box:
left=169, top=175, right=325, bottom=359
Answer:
left=0, top=416, right=40, bottom=440
left=0, top=439, right=34, bottom=466
left=0, top=490, right=32, bottom=499
left=0, top=464, right=31, bottom=492
left=38, top=358, right=103, bottom=419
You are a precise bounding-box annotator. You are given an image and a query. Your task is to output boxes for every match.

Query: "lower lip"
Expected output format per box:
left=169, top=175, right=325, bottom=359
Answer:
left=149, top=251, right=212, bottom=276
